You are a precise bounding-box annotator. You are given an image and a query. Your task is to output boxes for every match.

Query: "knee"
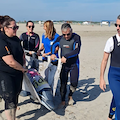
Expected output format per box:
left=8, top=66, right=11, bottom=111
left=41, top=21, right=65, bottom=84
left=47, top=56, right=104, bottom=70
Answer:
left=3, top=94, right=17, bottom=109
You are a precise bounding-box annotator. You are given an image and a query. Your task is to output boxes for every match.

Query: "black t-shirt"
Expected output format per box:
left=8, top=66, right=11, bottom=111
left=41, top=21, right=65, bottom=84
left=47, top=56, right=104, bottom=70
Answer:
left=0, top=32, right=24, bottom=75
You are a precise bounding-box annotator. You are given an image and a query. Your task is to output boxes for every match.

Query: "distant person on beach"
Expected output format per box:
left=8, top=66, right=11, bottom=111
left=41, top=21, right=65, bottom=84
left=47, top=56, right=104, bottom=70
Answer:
left=20, top=20, right=40, bottom=96
left=100, top=15, right=120, bottom=120
left=37, top=20, right=59, bottom=89
left=51, top=23, right=81, bottom=108
left=0, top=17, right=27, bottom=120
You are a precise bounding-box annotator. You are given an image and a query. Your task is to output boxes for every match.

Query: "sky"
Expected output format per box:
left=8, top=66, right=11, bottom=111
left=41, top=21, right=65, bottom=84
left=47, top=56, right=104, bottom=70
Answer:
left=0, top=0, right=120, bottom=22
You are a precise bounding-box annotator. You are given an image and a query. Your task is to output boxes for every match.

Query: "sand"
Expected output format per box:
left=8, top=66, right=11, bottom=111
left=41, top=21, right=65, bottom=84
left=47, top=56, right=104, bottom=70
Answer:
left=0, top=23, right=117, bottom=120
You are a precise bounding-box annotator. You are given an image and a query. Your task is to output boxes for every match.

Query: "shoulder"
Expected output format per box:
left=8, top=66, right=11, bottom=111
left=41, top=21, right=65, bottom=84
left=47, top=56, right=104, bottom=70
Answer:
left=104, top=36, right=114, bottom=53
left=20, top=32, right=27, bottom=38
left=55, top=33, right=59, bottom=37
left=106, top=36, right=114, bottom=45
left=0, top=33, right=9, bottom=48
left=0, top=32, right=8, bottom=42
left=13, top=36, right=20, bottom=42
left=56, top=35, right=63, bottom=41
left=21, top=32, right=27, bottom=36
left=33, top=32, right=39, bottom=38
left=72, top=33, right=80, bottom=39
left=42, top=33, right=45, bottom=37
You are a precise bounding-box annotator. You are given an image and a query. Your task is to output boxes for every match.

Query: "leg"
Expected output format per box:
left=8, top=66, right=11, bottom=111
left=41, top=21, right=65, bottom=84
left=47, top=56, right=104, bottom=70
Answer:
left=69, top=63, right=79, bottom=105
left=108, top=67, right=120, bottom=120
left=5, top=108, right=16, bottom=120
left=0, top=72, right=23, bottom=120
left=60, top=64, right=69, bottom=105
left=108, top=96, right=116, bottom=120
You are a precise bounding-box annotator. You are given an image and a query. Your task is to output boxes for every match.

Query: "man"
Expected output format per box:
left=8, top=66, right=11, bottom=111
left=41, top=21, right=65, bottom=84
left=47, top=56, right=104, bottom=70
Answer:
left=100, top=15, right=120, bottom=120
left=51, top=23, right=81, bottom=107
left=20, top=21, right=40, bottom=97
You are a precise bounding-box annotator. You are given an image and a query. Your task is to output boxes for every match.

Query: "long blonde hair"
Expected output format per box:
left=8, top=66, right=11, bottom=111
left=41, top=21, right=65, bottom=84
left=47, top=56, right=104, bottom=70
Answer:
left=44, top=20, right=56, bottom=40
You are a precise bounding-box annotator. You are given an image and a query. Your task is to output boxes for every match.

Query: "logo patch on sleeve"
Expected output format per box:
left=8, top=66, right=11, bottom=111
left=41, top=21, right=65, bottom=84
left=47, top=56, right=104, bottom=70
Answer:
left=5, top=46, right=10, bottom=54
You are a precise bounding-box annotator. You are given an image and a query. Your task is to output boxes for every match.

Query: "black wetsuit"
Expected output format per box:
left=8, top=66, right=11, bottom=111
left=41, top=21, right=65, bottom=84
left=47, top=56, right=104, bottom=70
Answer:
left=20, top=32, right=40, bottom=53
left=20, top=32, right=40, bottom=70
left=51, top=33, right=81, bottom=101
left=0, top=32, right=24, bottom=109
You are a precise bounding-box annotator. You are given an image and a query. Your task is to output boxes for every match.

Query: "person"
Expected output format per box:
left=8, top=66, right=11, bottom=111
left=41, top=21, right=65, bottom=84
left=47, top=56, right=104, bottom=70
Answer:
left=0, top=15, right=11, bottom=102
left=51, top=23, right=81, bottom=108
left=0, top=16, right=4, bottom=102
left=20, top=20, right=40, bottom=70
left=99, top=15, right=120, bottom=120
left=19, top=20, right=40, bottom=96
left=37, top=20, right=59, bottom=89
left=0, top=17, right=27, bottom=120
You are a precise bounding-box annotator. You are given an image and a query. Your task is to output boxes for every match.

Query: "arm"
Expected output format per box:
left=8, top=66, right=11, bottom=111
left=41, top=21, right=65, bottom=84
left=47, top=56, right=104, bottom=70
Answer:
left=2, top=55, right=27, bottom=73
left=37, top=43, right=44, bottom=56
left=43, top=46, right=59, bottom=57
left=23, top=52, right=26, bottom=68
left=33, top=35, right=40, bottom=52
left=64, top=35, right=81, bottom=59
left=51, top=36, right=61, bottom=60
left=99, top=52, right=109, bottom=91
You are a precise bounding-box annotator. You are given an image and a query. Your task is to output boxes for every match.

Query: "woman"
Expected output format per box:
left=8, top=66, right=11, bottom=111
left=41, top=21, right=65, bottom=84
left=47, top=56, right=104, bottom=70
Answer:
left=37, top=20, right=59, bottom=90
left=20, top=20, right=40, bottom=97
left=0, top=15, right=11, bottom=102
left=0, top=17, right=27, bottom=120
left=20, top=20, right=40, bottom=70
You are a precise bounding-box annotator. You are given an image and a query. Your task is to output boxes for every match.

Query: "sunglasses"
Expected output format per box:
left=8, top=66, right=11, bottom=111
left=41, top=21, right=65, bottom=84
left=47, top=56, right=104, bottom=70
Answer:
left=63, top=33, right=71, bottom=36
left=7, top=26, right=19, bottom=30
left=115, top=23, right=120, bottom=28
left=28, top=26, right=34, bottom=29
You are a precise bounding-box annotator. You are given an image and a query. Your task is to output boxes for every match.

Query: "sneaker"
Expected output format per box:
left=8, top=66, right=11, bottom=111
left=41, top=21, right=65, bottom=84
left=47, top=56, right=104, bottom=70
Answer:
left=19, top=90, right=31, bottom=97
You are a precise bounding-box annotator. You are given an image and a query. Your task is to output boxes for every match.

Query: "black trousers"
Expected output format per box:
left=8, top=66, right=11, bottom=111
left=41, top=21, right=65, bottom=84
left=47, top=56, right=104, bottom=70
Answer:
left=60, top=63, right=79, bottom=101
left=0, top=71, right=23, bottom=109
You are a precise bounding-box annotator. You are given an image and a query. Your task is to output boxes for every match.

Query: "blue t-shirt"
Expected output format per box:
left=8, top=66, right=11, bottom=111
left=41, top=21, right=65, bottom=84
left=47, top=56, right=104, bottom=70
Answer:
left=42, top=33, right=59, bottom=61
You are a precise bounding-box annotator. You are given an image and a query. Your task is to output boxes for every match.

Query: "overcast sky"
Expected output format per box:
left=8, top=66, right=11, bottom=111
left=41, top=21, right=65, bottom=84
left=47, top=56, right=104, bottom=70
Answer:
left=0, top=0, right=120, bottom=22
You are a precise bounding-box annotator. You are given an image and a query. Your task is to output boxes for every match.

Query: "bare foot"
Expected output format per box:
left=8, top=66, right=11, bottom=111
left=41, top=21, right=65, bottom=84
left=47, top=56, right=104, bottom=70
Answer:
left=17, top=107, right=20, bottom=110
left=58, top=101, right=66, bottom=109
left=68, top=96, right=74, bottom=105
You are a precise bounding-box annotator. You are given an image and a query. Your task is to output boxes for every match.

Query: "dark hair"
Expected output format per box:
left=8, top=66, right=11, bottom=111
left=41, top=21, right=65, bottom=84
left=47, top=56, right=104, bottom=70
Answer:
left=117, top=15, right=120, bottom=20
left=2, top=17, right=15, bottom=33
left=26, top=20, right=34, bottom=26
left=2, top=17, right=15, bottom=28
left=0, top=16, right=4, bottom=29
left=0, top=15, right=11, bottom=29
left=61, top=23, right=72, bottom=31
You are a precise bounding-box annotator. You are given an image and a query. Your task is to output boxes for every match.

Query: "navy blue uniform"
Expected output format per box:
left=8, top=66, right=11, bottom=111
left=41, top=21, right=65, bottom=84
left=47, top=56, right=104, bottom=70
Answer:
left=51, top=33, right=81, bottom=101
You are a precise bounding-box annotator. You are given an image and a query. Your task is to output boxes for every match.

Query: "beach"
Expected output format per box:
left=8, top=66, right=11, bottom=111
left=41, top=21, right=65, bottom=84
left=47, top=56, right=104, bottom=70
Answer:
left=0, top=23, right=116, bottom=120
